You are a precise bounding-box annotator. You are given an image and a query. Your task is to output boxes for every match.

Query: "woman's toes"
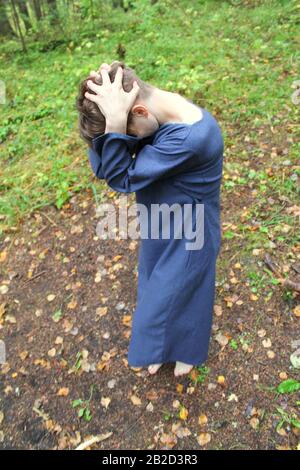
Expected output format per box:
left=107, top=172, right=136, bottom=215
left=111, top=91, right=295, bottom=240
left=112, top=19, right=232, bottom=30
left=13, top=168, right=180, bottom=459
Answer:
left=174, top=361, right=194, bottom=377
left=148, top=363, right=163, bottom=374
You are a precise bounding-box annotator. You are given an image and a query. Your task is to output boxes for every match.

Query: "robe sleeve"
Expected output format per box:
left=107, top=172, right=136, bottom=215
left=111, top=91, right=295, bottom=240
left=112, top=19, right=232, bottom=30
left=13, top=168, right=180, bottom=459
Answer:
left=88, top=131, right=199, bottom=193
left=88, top=146, right=105, bottom=179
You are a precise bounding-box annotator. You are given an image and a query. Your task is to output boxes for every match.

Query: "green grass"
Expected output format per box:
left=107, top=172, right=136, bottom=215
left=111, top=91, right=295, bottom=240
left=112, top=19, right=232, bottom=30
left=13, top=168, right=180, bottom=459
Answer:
left=0, top=0, right=299, bottom=233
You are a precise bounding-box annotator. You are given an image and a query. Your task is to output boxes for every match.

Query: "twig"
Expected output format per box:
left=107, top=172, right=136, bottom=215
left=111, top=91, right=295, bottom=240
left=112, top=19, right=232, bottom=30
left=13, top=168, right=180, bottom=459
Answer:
left=24, top=271, right=46, bottom=284
left=283, top=278, right=300, bottom=293
left=264, top=254, right=300, bottom=293
left=75, top=432, right=113, bottom=450
left=40, top=212, right=58, bottom=227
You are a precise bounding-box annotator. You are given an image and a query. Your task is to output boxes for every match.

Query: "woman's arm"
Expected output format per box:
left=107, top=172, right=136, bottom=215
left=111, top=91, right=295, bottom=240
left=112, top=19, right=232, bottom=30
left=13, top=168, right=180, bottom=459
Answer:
left=89, top=131, right=199, bottom=193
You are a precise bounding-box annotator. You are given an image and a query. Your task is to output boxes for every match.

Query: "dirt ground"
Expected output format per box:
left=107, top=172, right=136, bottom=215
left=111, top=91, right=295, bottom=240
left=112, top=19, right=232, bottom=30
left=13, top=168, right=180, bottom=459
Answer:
left=0, top=127, right=299, bottom=450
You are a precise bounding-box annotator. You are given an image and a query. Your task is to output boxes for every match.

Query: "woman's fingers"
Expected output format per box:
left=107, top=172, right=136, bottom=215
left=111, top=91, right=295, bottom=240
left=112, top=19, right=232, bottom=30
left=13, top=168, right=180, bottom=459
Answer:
left=89, top=70, right=101, bottom=79
left=114, top=66, right=123, bottom=88
left=98, top=63, right=111, bottom=72
left=87, top=80, right=102, bottom=94
left=99, top=68, right=111, bottom=87
left=130, top=80, right=140, bottom=98
left=84, top=91, right=98, bottom=102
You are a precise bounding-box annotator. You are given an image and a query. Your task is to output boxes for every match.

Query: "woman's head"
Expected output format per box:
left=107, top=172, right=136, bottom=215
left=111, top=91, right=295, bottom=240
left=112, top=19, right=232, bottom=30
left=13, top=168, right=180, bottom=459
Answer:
left=76, top=61, right=158, bottom=147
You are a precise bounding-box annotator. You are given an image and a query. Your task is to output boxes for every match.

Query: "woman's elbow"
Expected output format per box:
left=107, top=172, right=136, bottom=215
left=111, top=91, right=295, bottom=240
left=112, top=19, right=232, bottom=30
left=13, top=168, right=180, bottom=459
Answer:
left=106, top=176, right=134, bottom=194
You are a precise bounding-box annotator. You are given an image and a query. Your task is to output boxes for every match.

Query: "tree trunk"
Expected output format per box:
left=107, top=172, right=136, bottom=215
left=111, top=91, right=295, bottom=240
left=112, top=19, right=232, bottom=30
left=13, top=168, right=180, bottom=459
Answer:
left=10, top=0, right=27, bottom=52
left=33, top=0, right=42, bottom=19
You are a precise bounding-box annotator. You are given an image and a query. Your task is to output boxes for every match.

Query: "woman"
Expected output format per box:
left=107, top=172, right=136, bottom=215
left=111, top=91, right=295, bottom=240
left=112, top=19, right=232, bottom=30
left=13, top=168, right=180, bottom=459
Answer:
left=76, top=61, right=224, bottom=377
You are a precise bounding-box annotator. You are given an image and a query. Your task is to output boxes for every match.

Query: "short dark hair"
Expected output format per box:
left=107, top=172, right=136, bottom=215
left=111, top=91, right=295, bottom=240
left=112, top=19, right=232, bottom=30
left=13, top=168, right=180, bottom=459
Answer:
left=76, top=61, right=154, bottom=147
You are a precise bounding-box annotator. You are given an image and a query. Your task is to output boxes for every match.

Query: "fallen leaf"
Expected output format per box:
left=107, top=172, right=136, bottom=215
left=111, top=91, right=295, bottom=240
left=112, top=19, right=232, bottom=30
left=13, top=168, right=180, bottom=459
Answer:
left=0, top=251, right=7, bottom=263
left=257, top=329, right=266, bottom=338
left=130, top=394, right=142, bottom=406
left=48, top=348, right=56, bottom=357
left=197, top=433, right=211, bottom=446
left=122, top=315, right=132, bottom=327
left=250, top=417, right=259, bottom=429
left=0, top=285, right=8, bottom=295
left=5, top=314, right=16, bottom=324
left=262, top=338, right=272, bottom=348
left=0, top=303, right=6, bottom=323
left=101, top=397, right=111, bottom=409
left=228, top=393, right=239, bottom=402
left=19, top=351, right=29, bottom=361
left=179, top=406, right=188, bottom=420
left=293, top=306, right=300, bottom=317
left=57, top=387, right=69, bottom=397
left=214, top=305, right=222, bottom=317
left=215, top=332, right=229, bottom=347
left=198, top=414, right=208, bottom=426
left=290, top=349, right=300, bottom=369
left=160, top=432, right=177, bottom=449
left=267, top=350, right=275, bottom=359
left=96, top=307, right=108, bottom=317
left=217, top=375, right=225, bottom=385
left=67, top=299, right=77, bottom=310
left=279, top=372, right=288, bottom=380
left=52, top=310, right=63, bottom=323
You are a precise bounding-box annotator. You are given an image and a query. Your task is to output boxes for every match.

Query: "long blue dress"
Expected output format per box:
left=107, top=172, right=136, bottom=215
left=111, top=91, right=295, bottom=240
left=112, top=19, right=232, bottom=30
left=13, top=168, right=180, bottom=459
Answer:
left=88, top=107, right=224, bottom=367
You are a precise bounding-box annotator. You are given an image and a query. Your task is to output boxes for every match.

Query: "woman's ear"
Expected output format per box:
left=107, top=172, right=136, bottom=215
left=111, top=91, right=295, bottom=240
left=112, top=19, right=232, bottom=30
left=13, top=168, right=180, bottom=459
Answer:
left=131, top=104, right=149, bottom=118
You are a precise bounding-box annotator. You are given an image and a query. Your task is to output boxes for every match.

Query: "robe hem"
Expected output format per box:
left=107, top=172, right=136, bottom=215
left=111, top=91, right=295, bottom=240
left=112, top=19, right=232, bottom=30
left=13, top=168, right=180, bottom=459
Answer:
left=127, top=354, right=209, bottom=368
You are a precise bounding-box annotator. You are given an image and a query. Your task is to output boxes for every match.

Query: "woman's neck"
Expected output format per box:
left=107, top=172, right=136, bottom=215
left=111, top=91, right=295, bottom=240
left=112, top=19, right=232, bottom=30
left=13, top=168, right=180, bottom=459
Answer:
left=148, top=87, right=203, bottom=125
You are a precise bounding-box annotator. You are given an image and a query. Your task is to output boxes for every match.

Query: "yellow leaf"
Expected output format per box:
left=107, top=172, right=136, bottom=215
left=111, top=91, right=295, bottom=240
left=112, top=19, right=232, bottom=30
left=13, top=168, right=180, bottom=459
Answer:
left=48, top=348, right=56, bottom=357
left=279, top=372, right=288, bottom=380
left=130, top=394, right=142, bottom=406
left=190, top=368, right=199, bottom=381
left=67, top=299, right=77, bottom=309
left=293, top=306, right=300, bottom=317
left=250, top=417, right=259, bottom=430
left=57, top=387, right=69, bottom=397
left=179, top=406, right=188, bottom=420
left=0, top=303, right=6, bottom=324
left=122, top=315, right=132, bottom=327
left=0, top=251, right=7, bottom=263
left=96, top=307, right=108, bottom=317
left=19, top=351, right=29, bottom=361
left=217, top=375, right=225, bottom=385
left=197, top=433, right=211, bottom=446
left=198, top=414, right=208, bottom=426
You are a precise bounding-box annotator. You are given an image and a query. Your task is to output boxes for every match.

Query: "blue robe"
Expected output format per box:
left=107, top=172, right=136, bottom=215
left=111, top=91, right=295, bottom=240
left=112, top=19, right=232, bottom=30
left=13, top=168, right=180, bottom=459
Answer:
left=88, top=107, right=224, bottom=366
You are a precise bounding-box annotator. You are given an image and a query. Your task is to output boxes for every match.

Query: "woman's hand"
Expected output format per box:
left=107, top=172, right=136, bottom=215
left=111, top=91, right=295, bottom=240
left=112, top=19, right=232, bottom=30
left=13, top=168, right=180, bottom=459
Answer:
left=85, top=66, right=140, bottom=124
left=89, top=62, right=111, bottom=80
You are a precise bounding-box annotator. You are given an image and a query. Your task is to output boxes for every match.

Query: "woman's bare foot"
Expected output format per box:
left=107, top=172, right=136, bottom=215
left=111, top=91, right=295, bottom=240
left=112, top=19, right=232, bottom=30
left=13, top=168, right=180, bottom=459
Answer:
left=148, top=363, right=163, bottom=374
left=174, top=361, right=194, bottom=377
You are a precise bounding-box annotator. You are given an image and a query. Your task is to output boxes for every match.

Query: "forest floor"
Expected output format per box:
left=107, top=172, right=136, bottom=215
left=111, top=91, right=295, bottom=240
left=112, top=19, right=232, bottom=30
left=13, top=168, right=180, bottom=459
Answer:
left=0, top=119, right=299, bottom=450
left=0, top=0, right=299, bottom=451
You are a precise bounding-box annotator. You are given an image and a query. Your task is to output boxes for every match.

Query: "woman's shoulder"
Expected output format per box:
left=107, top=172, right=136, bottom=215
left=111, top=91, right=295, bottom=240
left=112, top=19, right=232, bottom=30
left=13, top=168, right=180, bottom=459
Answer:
left=151, top=107, right=204, bottom=145
left=152, top=107, right=221, bottom=149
